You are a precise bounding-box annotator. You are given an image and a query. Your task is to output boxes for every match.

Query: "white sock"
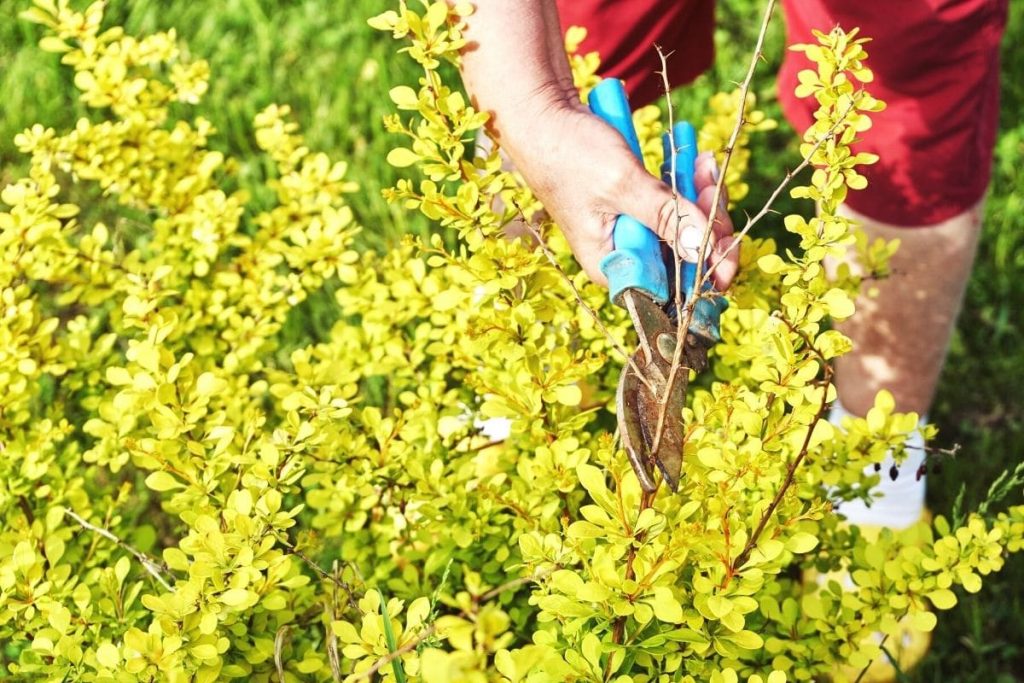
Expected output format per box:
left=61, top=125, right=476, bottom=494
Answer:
left=829, top=397, right=927, bottom=530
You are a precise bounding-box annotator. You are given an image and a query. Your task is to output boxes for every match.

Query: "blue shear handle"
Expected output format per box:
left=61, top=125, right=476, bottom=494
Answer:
left=661, top=122, right=700, bottom=303
left=662, top=121, right=698, bottom=202
left=588, top=78, right=669, bottom=306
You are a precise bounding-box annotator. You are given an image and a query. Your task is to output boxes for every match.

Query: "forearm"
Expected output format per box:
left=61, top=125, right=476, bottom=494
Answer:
left=458, top=0, right=580, bottom=145
left=452, top=1, right=737, bottom=290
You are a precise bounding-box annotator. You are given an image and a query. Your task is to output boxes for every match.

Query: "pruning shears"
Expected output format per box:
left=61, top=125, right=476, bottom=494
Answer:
left=588, top=78, right=728, bottom=493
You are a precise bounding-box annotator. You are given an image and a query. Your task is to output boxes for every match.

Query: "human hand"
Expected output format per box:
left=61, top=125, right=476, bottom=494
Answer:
left=499, top=103, right=738, bottom=291
left=456, top=0, right=738, bottom=292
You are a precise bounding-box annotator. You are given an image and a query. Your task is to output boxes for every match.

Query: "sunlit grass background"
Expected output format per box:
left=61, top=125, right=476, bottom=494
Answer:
left=2, top=1, right=1021, bottom=679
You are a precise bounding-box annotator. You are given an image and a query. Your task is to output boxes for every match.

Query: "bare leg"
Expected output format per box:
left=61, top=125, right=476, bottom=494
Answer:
left=831, top=199, right=985, bottom=418
left=828, top=198, right=984, bottom=531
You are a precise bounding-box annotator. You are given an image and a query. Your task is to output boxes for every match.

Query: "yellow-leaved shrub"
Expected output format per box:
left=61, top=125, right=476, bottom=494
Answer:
left=2, top=2, right=1022, bottom=682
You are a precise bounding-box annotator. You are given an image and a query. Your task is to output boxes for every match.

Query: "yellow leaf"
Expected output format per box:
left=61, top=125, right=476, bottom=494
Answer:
left=96, top=642, right=120, bottom=668
left=145, top=471, right=182, bottom=492
left=821, top=288, right=854, bottom=320
left=106, top=366, right=133, bottom=386
left=433, top=288, right=463, bottom=311
left=650, top=588, right=684, bottom=623
left=420, top=647, right=455, bottom=682
left=708, top=595, right=733, bottom=619
left=909, top=609, right=937, bottom=632
left=926, top=588, right=957, bottom=610
left=132, top=342, right=161, bottom=374
left=553, top=384, right=581, bottom=407
left=727, top=630, right=764, bottom=650
left=220, top=588, right=256, bottom=608
left=367, top=10, right=398, bottom=30
left=785, top=532, right=819, bottom=554
left=387, top=147, right=420, bottom=168
left=424, top=1, right=448, bottom=32
left=757, top=254, right=785, bottom=274
left=195, top=372, right=219, bottom=396
left=437, top=415, right=465, bottom=439
left=389, top=85, right=418, bottom=108
left=190, top=643, right=219, bottom=660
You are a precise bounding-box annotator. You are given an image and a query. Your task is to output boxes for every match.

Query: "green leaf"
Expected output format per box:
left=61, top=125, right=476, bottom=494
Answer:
left=379, top=591, right=408, bottom=683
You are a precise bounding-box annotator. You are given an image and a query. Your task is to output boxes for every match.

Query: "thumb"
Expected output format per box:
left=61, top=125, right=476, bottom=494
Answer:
left=612, top=165, right=709, bottom=249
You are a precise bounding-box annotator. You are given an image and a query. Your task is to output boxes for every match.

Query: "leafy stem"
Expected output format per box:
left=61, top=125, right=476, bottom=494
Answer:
left=732, top=314, right=833, bottom=571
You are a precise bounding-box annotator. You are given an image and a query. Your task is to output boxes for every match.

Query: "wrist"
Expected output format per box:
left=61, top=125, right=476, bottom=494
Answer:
left=486, top=78, right=583, bottom=142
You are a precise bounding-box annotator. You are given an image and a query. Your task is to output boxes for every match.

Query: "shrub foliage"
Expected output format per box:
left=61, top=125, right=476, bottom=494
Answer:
left=2, top=1, right=1022, bottom=681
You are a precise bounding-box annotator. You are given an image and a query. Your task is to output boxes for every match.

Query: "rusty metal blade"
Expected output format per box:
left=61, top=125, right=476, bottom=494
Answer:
left=617, top=357, right=658, bottom=493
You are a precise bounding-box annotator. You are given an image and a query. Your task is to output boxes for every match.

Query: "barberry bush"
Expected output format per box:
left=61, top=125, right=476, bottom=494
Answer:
left=2, top=1, right=1022, bottom=681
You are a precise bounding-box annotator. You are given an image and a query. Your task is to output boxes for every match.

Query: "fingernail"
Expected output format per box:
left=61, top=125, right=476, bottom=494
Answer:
left=711, top=158, right=721, bottom=183
left=679, top=225, right=701, bottom=262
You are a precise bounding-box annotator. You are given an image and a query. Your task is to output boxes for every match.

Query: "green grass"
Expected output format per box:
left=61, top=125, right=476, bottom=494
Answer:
left=2, top=0, right=1022, bottom=679
left=0, top=0, right=422, bottom=249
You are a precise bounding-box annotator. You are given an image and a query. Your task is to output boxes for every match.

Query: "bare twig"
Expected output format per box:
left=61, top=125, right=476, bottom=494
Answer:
left=460, top=439, right=507, bottom=454
left=648, top=1, right=778, bottom=459
left=327, top=631, right=343, bottom=683
left=853, top=649, right=879, bottom=683
left=644, top=45, right=694, bottom=462
left=274, top=625, right=291, bottom=681
left=352, top=625, right=436, bottom=681
left=653, top=44, right=687, bottom=334
left=479, top=569, right=552, bottom=603
left=275, top=534, right=360, bottom=610
left=63, top=508, right=175, bottom=592
left=328, top=562, right=344, bottom=683
left=907, top=442, right=961, bottom=458
left=696, top=0, right=777, bottom=290
left=353, top=569, right=549, bottom=680
left=853, top=615, right=906, bottom=683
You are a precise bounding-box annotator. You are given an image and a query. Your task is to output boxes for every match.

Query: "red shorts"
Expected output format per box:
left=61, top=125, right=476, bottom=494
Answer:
left=556, top=0, right=1008, bottom=226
